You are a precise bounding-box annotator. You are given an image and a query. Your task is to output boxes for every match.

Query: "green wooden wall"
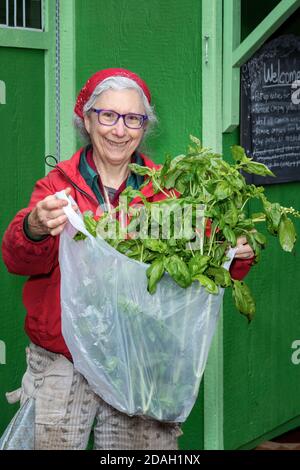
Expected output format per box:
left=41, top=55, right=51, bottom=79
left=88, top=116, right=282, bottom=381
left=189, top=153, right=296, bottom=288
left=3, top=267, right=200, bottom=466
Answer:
left=0, top=47, right=45, bottom=435
left=223, top=5, right=300, bottom=449
left=75, top=0, right=203, bottom=450
left=2, top=0, right=298, bottom=451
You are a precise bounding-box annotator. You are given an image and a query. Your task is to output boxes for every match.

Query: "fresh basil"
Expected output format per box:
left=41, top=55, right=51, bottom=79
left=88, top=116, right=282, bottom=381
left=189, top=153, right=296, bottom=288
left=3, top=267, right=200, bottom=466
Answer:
left=77, top=136, right=300, bottom=320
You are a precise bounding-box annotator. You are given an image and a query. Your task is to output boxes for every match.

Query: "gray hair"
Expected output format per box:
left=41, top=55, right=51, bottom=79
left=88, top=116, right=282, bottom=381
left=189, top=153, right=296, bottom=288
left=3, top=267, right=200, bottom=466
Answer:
left=73, top=76, right=158, bottom=144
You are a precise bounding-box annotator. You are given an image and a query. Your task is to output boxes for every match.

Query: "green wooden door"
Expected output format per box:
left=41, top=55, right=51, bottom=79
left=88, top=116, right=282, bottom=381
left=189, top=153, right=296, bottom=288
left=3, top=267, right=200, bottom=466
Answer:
left=0, top=46, right=45, bottom=435
left=223, top=4, right=300, bottom=449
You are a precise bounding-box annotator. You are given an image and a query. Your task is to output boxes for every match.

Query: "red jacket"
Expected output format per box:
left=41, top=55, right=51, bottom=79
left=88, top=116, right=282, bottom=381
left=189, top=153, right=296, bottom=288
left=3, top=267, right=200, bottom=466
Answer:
left=2, top=148, right=253, bottom=359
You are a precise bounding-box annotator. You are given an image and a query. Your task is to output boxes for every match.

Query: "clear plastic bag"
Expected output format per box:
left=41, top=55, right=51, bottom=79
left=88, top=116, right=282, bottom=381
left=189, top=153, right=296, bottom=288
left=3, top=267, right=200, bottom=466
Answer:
left=58, top=192, right=234, bottom=423
left=0, top=398, right=35, bottom=450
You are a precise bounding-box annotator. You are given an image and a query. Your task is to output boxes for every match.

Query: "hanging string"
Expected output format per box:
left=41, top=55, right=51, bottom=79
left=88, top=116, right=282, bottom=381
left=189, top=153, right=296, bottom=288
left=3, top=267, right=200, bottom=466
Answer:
left=45, top=154, right=58, bottom=169
left=55, top=0, right=61, bottom=161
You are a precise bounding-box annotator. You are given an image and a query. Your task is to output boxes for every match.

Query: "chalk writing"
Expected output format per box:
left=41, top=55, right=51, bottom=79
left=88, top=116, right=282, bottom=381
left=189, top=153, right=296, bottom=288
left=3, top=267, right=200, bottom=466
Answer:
left=241, top=35, right=300, bottom=184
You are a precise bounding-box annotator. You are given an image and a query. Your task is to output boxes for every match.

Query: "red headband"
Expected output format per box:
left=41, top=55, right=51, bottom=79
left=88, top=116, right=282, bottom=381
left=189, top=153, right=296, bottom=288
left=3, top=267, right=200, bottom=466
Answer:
left=74, top=68, right=151, bottom=119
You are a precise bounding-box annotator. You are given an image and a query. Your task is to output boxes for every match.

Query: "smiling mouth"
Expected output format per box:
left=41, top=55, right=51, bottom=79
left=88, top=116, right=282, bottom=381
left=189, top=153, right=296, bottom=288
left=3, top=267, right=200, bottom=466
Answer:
left=105, top=138, right=129, bottom=147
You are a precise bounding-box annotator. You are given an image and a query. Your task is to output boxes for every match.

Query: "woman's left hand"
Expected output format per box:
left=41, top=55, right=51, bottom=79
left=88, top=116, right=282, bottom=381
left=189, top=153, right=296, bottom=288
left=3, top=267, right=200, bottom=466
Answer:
left=234, top=236, right=254, bottom=260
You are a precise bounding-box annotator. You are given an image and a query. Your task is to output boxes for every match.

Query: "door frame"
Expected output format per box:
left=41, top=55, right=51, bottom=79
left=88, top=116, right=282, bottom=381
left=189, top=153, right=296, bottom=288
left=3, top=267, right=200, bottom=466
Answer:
left=0, top=0, right=76, bottom=166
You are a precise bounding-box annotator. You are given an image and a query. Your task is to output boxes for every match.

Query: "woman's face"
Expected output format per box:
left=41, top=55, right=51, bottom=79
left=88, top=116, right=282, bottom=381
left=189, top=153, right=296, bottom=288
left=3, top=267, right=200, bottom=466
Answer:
left=84, top=88, right=146, bottom=166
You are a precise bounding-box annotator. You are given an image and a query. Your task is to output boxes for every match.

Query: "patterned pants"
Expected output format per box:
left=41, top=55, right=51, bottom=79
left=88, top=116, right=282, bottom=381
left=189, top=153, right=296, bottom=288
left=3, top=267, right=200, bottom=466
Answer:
left=17, top=343, right=182, bottom=450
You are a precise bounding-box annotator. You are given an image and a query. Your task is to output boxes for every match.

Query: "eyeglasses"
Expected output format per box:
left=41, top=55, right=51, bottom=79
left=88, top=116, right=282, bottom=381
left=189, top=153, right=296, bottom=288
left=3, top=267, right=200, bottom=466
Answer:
left=91, top=108, right=148, bottom=129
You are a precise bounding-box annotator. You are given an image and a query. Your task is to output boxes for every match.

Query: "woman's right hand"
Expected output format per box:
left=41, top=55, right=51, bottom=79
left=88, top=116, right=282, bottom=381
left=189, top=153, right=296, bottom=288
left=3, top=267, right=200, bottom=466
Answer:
left=27, top=187, right=78, bottom=238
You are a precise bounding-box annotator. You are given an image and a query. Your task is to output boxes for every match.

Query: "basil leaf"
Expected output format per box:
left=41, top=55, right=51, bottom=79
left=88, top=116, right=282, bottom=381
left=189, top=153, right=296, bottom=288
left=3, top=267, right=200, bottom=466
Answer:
left=231, top=145, right=248, bottom=163
left=116, top=240, right=136, bottom=254
left=146, top=257, right=165, bottom=294
left=190, top=135, right=201, bottom=146
left=251, top=212, right=266, bottom=221
left=143, top=239, right=168, bottom=253
left=214, top=181, right=233, bottom=201
left=175, top=174, right=192, bottom=194
left=232, top=280, right=255, bottom=321
left=164, top=169, right=182, bottom=189
left=169, top=154, right=186, bottom=170
left=121, top=186, right=147, bottom=202
left=223, top=226, right=237, bottom=246
left=188, top=254, right=210, bottom=277
left=194, top=274, right=219, bottom=294
left=165, top=255, right=192, bottom=288
left=279, top=216, right=296, bottom=252
left=128, top=163, right=153, bottom=177
left=253, top=231, right=267, bottom=246
left=223, top=205, right=238, bottom=227
left=263, top=201, right=281, bottom=232
left=206, top=266, right=231, bottom=287
left=160, top=154, right=172, bottom=182
left=213, top=241, right=229, bottom=264
left=241, top=161, right=275, bottom=177
left=83, top=213, right=97, bottom=237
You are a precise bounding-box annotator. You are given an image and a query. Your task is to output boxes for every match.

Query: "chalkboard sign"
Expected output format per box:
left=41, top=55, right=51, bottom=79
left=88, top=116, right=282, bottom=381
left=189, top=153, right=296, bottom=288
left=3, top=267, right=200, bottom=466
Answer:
left=240, top=34, right=300, bottom=185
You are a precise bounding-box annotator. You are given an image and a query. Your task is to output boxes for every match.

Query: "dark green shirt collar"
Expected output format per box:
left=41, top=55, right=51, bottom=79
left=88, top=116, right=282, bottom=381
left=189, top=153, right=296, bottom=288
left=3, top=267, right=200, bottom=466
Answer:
left=79, top=145, right=145, bottom=207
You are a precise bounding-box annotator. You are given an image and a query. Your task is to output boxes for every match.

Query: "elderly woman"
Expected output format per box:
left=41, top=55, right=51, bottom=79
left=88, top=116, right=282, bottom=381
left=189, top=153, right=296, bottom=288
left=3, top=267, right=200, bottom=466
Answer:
left=2, top=68, right=254, bottom=450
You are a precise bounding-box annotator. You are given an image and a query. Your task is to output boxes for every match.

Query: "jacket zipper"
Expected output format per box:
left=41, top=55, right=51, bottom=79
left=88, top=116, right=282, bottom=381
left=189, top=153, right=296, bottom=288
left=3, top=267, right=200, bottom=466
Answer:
left=56, top=166, right=99, bottom=207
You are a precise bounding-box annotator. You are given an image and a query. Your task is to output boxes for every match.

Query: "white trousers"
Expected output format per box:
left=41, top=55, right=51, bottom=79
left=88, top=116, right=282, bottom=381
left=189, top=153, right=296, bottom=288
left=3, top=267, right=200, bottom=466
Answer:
left=16, top=343, right=182, bottom=450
